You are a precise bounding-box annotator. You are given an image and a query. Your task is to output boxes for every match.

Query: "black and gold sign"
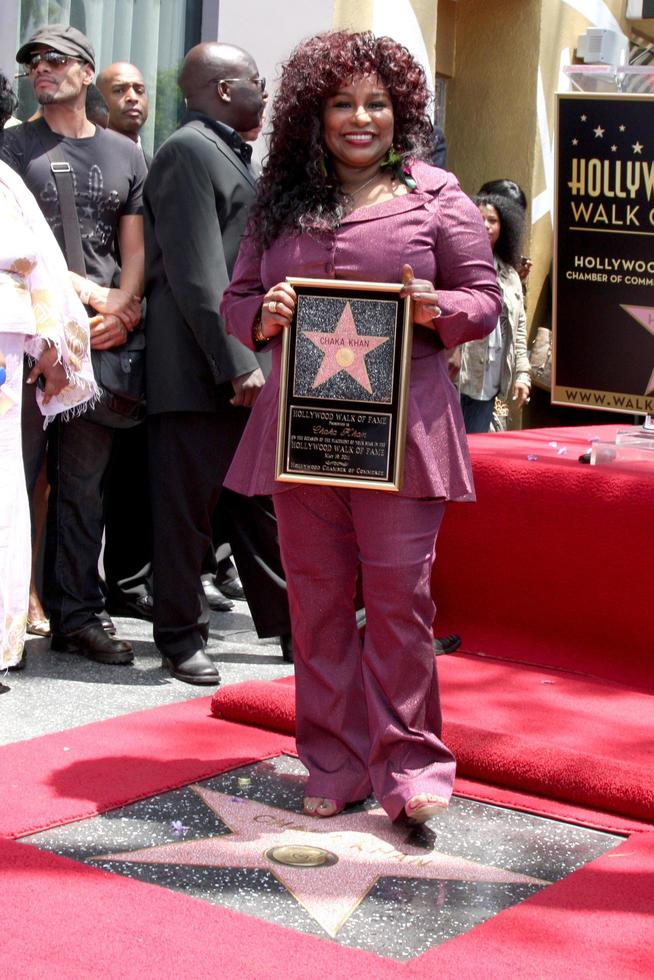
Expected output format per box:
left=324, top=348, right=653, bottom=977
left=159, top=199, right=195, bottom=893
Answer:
left=275, top=278, right=413, bottom=490
left=553, top=93, right=654, bottom=415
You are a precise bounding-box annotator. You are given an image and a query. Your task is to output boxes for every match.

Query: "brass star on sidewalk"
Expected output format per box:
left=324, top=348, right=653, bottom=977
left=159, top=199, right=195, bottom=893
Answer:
left=303, top=301, right=389, bottom=394
left=92, top=790, right=547, bottom=938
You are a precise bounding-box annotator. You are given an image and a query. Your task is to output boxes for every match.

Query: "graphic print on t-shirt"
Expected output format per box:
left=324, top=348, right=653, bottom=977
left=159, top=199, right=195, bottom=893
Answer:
left=40, top=163, right=121, bottom=248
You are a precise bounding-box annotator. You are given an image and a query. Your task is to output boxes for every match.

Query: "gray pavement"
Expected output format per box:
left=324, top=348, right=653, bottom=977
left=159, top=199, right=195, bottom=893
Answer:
left=0, top=600, right=294, bottom=746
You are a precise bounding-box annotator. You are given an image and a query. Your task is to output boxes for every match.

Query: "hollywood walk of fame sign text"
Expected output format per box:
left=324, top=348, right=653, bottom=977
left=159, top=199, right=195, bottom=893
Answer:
left=553, top=93, right=654, bottom=414
left=276, top=278, right=413, bottom=491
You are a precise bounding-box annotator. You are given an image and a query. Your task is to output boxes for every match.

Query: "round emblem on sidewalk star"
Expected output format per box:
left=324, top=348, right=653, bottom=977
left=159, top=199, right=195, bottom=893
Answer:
left=266, top=844, right=339, bottom=868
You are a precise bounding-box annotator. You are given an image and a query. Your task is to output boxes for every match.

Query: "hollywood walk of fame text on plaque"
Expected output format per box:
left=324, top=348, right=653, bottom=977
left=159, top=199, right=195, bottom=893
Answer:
left=276, top=278, right=413, bottom=491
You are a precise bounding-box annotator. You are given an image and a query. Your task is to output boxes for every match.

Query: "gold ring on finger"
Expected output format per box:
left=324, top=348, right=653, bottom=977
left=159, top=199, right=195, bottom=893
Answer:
left=268, top=300, right=277, bottom=314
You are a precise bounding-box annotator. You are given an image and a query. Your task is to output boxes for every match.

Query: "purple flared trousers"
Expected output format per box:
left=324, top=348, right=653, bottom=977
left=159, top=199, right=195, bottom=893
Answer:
left=274, top=485, right=456, bottom=821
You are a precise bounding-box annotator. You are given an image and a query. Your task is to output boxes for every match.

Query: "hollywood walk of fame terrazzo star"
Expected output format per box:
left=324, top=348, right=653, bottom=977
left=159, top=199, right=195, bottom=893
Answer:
left=91, top=788, right=548, bottom=938
left=303, top=301, right=389, bottom=394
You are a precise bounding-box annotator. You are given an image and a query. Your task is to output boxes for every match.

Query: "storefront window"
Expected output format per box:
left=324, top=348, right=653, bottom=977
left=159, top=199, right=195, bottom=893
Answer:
left=14, top=0, right=202, bottom=154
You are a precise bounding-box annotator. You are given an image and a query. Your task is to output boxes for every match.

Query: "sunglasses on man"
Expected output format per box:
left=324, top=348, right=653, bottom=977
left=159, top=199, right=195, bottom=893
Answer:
left=27, top=51, right=85, bottom=71
left=218, top=76, right=266, bottom=92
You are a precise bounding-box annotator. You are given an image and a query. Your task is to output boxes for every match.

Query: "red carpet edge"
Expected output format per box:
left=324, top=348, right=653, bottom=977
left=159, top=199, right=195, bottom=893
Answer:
left=0, top=697, right=295, bottom=839
left=211, top=662, right=654, bottom=834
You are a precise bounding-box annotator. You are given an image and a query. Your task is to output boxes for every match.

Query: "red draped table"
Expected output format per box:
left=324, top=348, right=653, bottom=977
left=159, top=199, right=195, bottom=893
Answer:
left=432, top=425, right=652, bottom=691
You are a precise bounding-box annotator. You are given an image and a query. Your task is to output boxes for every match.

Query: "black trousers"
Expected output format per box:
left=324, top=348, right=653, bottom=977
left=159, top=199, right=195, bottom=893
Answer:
left=216, top=487, right=290, bottom=637
left=103, top=422, right=152, bottom=601
left=148, top=410, right=290, bottom=657
left=22, top=366, right=115, bottom=633
left=23, top=365, right=152, bottom=616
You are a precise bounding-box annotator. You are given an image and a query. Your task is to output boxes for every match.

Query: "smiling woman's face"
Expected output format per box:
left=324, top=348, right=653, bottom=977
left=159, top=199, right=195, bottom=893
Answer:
left=322, top=75, right=394, bottom=174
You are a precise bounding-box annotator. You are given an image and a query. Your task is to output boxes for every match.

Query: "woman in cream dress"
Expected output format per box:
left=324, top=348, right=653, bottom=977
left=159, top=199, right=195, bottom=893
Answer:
left=0, top=160, right=97, bottom=670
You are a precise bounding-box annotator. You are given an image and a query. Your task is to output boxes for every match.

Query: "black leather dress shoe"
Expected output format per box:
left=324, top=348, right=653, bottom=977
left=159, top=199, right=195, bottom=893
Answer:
left=279, top=634, right=294, bottom=663
left=433, top=634, right=461, bottom=655
left=162, top=649, right=221, bottom=686
left=354, top=610, right=460, bottom=655
left=201, top=576, right=234, bottom=612
left=51, top=625, right=133, bottom=665
left=99, top=610, right=116, bottom=634
left=216, top=575, right=245, bottom=601
left=107, top=593, right=154, bottom=622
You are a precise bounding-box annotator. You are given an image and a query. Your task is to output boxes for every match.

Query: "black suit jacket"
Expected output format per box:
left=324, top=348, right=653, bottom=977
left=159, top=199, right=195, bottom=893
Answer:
left=143, top=113, right=260, bottom=414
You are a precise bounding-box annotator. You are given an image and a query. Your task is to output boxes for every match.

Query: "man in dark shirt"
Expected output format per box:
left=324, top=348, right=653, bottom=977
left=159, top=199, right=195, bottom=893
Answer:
left=95, top=60, right=155, bottom=622
left=97, top=62, right=149, bottom=148
left=144, top=43, right=291, bottom=684
left=1, top=24, right=146, bottom=665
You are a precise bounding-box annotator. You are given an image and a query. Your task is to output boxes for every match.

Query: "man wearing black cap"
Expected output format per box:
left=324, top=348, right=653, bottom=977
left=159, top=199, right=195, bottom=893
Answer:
left=0, top=24, right=147, bottom=666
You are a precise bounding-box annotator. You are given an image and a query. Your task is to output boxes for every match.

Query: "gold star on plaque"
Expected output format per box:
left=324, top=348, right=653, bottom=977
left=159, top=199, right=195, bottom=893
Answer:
left=303, top=301, right=389, bottom=394
left=593, top=125, right=605, bottom=138
left=632, top=141, right=643, bottom=155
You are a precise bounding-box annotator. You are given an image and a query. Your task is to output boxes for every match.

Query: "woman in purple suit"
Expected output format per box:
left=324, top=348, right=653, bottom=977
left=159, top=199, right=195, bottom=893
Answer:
left=221, top=31, right=500, bottom=824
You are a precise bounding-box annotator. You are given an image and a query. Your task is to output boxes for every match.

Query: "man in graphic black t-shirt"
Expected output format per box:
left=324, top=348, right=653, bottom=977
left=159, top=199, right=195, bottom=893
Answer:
left=1, top=24, right=146, bottom=665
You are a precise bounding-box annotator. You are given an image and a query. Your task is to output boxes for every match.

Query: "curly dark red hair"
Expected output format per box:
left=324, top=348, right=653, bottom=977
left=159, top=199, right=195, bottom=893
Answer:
left=250, top=31, right=433, bottom=248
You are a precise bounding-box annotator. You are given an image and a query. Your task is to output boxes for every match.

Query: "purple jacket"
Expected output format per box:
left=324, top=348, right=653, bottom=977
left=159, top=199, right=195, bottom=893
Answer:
left=221, top=162, right=501, bottom=500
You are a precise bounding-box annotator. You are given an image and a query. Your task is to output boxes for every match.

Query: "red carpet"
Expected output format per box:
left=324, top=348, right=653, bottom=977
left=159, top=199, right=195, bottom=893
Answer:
left=433, top=425, right=653, bottom=691
left=3, top=824, right=654, bottom=978
left=3, top=423, right=652, bottom=975
left=1, top=689, right=653, bottom=976
left=0, top=697, right=294, bottom=839
left=212, top=426, right=654, bottom=836
left=211, top=661, right=654, bottom=834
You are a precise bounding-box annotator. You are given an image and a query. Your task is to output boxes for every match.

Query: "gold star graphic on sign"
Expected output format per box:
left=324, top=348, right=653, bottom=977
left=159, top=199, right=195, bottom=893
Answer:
left=572, top=138, right=579, bottom=146
left=580, top=114, right=587, bottom=122
left=594, top=125, right=605, bottom=138
left=620, top=305, right=654, bottom=394
left=632, top=141, right=644, bottom=155
left=619, top=124, right=626, bottom=132
left=611, top=145, right=618, bottom=152
left=303, top=301, right=389, bottom=394
left=92, top=790, right=547, bottom=938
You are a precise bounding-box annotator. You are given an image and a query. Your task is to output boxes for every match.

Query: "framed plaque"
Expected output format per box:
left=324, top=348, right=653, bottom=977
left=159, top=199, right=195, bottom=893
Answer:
left=275, top=278, right=413, bottom=491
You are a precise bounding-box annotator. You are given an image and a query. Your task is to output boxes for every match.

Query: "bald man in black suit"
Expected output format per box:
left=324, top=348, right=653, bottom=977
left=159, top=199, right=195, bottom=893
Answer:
left=144, top=43, right=290, bottom=684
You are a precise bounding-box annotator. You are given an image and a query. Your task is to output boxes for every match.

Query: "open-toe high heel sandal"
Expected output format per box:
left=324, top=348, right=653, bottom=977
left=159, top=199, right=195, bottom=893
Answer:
left=404, top=795, right=449, bottom=824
